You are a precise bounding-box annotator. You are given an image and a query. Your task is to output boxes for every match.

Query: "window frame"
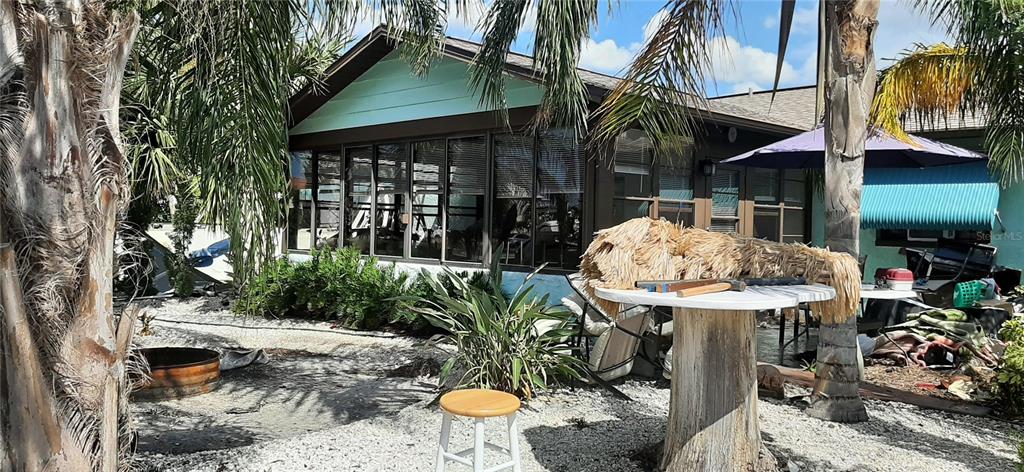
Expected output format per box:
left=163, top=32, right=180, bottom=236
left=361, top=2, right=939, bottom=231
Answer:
left=291, top=126, right=588, bottom=273
left=610, top=135, right=697, bottom=226
left=749, top=168, right=809, bottom=243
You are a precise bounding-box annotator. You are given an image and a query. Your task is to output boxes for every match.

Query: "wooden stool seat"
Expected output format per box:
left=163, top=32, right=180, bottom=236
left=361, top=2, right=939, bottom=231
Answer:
left=440, top=389, right=521, bottom=418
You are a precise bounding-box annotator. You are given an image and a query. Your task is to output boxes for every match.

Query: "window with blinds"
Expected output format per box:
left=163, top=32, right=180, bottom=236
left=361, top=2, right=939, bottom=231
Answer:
left=612, top=130, right=695, bottom=228
left=613, top=131, right=654, bottom=223
left=710, top=167, right=741, bottom=233
left=375, top=143, right=408, bottom=257
left=752, top=169, right=808, bottom=243
left=315, top=152, right=343, bottom=249
left=344, top=146, right=373, bottom=254
left=411, top=140, right=444, bottom=259
left=658, top=156, right=695, bottom=227
left=493, top=133, right=535, bottom=266
left=536, top=129, right=583, bottom=269
left=446, top=137, right=486, bottom=263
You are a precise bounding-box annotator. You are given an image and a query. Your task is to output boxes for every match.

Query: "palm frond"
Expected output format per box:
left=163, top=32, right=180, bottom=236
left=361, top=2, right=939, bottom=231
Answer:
left=590, top=0, right=729, bottom=162
left=469, top=0, right=535, bottom=128
left=913, top=0, right=1024, bottom=186
left=869, top=43, right=975, bottom=142
left=529, top=0, right=600, bottom=135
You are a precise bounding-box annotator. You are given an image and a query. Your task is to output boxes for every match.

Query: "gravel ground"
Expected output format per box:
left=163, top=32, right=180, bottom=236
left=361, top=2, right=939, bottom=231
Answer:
left=132, top=298, right=1022, bottom=472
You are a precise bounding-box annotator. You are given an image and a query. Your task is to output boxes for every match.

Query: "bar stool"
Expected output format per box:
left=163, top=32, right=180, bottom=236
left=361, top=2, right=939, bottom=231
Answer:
left=436, top=388, right=523, bottom=472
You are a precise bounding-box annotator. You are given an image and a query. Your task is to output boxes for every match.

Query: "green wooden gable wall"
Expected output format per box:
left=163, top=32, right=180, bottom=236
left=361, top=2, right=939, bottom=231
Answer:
left=289, top=51, right=544, bottom=135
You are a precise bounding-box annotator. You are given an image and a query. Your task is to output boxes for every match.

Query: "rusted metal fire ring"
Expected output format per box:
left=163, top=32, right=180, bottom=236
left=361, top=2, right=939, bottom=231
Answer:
left=134, top=347, right=221, bottom=401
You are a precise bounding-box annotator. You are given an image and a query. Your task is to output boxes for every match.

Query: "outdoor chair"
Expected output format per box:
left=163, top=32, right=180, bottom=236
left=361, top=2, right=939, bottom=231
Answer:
left=561, top=274, right=661, bottom=387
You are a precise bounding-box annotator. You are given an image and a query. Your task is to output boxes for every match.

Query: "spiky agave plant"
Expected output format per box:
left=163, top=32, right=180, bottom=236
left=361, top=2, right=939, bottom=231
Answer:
left=403, top=267, right=582, bottom=399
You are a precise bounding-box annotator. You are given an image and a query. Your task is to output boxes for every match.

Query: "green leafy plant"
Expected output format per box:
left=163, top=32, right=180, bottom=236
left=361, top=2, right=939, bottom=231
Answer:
left=996, top=316, right=1024, bottom=416
left=236, top=247, right=411, bottom=330
left=402, top=266, right=582, bottom=399
left=394, top=269, right=493, bottom=333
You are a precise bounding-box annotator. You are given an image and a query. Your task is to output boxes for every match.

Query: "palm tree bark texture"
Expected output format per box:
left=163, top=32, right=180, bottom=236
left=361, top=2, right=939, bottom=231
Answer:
left=0, top=1, right=140, bottom=471
left=807, top=0, right=877, bottom=423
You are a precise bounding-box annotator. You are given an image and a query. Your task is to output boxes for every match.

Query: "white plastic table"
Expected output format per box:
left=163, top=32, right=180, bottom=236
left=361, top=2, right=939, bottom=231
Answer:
left=595, top=284, right=836, bottom=472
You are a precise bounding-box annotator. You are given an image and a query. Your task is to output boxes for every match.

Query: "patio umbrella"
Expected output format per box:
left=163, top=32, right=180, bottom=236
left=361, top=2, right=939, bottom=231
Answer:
left=721, top=126, right=986, bottom=168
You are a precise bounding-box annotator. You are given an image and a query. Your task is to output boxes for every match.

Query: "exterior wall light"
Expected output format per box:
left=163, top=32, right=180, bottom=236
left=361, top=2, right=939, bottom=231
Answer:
left=700, top=159, right=716, bottom=177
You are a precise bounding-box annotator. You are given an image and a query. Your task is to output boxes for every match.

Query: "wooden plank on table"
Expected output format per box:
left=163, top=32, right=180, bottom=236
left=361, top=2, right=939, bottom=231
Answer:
left=756, top=362, right=993, bottom=418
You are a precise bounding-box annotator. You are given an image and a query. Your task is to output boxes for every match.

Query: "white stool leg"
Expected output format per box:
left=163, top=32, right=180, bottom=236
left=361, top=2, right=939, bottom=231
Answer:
left=435, top=412, right=452, bottom=472
left=473, top=418, right=486, bottom=472
left=506, top=413, right=522, bottom=472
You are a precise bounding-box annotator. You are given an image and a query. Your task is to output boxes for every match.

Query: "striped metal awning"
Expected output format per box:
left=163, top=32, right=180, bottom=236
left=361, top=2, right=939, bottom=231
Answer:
left=861, top=162, right=999, bottom=231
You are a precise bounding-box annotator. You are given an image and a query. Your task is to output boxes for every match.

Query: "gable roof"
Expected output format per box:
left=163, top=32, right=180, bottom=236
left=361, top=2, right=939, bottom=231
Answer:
left=289, top=27, right=807, bottom=135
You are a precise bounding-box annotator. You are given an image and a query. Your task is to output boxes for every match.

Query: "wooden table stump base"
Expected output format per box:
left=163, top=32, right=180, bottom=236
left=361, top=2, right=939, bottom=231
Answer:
left=661, top=308, right=760, bottom=472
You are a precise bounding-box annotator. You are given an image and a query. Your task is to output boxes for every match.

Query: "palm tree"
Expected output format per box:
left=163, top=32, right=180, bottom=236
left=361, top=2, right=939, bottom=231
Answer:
left=0, top=1, right=447, bottom=470
left=468, top=0, right=874, bottom=434
left=871, top=1, right=1023, bottom=186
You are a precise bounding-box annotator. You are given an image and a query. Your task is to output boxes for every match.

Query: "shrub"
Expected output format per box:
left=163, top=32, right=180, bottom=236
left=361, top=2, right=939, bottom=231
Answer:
left=236, top=247, right=411, bottom=330
left=996, top=316, right=1024, bottom=415
left=404, top=267, right=582, bottom=399
left=168, top=179, right=200, bottom=297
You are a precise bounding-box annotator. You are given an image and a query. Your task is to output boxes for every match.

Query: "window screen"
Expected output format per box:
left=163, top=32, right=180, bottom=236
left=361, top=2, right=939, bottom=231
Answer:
left=344, top=146, right=373, bottom=254
left=493, top=133, right=535, bottom=266
left=411, top=140, right=444, bottom=259
left=536, top=129, right=583, bottom=269
left=288, top=151, right=314, bottom=251
left=315, top=152, right=343, bottom=249
left=446, top=137, right=486, bottom=263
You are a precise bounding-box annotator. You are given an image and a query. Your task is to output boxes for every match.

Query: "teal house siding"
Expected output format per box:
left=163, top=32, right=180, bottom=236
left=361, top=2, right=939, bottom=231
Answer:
left=289, top=51, right=544, bottom=135
left=992, top=183, right=1024, bottom=271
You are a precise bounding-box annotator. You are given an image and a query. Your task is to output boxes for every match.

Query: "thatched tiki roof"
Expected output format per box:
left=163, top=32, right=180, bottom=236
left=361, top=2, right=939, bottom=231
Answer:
left=580, top=218, right=861, bottom=324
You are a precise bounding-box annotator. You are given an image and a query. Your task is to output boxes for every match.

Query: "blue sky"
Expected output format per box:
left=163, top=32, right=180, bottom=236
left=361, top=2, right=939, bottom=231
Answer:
left=353, top=0, right=952, bottom=97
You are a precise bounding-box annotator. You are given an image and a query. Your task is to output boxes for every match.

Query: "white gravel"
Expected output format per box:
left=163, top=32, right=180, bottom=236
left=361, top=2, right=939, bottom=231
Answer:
left=132, top=298, right=1022, bottom=472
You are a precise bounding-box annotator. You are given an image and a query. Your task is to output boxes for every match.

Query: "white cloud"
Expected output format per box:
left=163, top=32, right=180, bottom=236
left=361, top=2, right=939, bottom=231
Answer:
left=708, top=35, right=800, bottom=88
left=739, top=0, right=952, bottom=92
left=873, top=0, right=951, bottom=66
left=578, top=8, right=671, bottom=74
left=579, top=38, right=636, bottom=73
left=762, top=4, right=818, bottom=35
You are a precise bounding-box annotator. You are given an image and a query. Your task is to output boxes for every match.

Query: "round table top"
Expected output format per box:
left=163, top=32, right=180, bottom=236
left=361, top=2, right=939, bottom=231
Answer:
left=594, top=284, right=836, bottom=311
left=860, top=284, right=918, bottom=300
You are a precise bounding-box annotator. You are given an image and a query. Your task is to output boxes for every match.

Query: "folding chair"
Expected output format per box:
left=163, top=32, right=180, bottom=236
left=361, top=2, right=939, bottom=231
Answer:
left=561, top=274, right=661, bottom=391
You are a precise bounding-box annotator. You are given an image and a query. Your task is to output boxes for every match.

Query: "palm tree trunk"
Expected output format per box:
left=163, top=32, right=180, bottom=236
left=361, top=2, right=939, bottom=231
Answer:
left=806, top=0, right=877, bottom=423
left=0, top=1, right=139, bottom=470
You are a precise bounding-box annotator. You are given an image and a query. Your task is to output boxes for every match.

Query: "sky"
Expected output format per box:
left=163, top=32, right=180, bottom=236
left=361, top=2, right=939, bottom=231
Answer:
left=350, top=0, right=952, bottom=97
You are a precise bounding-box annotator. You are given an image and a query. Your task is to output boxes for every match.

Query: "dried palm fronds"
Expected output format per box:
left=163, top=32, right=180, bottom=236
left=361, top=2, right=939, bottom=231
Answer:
left=581, top=218, right=686, bottom=317
left=581, top=218, right=861, bottom=324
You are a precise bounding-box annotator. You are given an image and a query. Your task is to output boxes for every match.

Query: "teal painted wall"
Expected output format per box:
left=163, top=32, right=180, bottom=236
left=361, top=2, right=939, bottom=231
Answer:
left=289, top=52, right=544, bottom=135
left=991, top=183, right=1024, bottom=271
